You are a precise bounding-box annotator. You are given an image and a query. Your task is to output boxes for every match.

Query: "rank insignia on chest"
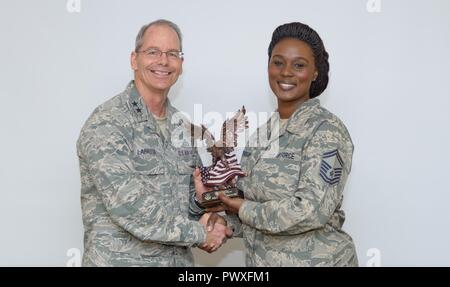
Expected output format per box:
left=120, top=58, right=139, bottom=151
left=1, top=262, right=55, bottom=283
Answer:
left=319, top=149, right=344, bottom=185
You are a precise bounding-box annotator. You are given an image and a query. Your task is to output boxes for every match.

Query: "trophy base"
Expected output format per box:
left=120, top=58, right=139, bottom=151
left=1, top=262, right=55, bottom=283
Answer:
left=201, top=187, right=243, bottom=208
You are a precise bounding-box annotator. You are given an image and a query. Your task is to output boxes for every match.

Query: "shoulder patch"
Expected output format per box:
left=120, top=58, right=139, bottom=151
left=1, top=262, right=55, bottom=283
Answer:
left=319, top=149, right=344, bottom=185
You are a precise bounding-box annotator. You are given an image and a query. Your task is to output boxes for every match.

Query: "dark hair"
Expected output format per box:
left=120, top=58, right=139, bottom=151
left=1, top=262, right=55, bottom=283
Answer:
left=268, top=22, right=329, bottom=98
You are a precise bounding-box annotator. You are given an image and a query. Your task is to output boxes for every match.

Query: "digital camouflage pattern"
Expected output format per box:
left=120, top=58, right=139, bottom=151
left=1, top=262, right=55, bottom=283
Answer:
left=77, top=81, right=206, bottom=266
left=236, top=98, right=358, bottom=267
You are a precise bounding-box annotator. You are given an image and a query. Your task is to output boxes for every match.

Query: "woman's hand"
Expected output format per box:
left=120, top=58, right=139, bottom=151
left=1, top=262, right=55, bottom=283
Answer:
left=206, top=193, right=245, bottom=214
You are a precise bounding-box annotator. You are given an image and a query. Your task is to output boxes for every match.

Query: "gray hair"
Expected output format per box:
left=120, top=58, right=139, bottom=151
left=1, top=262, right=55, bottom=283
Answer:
left=134, top=19, right=183, bottom=52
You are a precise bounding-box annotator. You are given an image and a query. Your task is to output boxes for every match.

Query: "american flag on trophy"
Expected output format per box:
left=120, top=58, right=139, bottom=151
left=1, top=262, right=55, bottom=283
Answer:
left=200, top=150, right=246, bottom=186
left=187, top=106, right=248, bottom=207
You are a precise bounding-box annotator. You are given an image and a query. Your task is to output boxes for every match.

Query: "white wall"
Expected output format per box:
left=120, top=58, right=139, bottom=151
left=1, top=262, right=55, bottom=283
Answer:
left=1, top=0, right=449, bottom=266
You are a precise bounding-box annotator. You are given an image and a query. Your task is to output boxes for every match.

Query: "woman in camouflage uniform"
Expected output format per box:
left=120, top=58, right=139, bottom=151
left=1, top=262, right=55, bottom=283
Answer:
left=197, top=22, right=358, bottom=266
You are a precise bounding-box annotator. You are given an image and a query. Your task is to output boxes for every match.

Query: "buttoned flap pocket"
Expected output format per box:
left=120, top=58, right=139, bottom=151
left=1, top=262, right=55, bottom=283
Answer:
left=132, top=152, right=165, bottom=175
left=240, top=148, right=254, bottom=174
left=176, top=161, right=194, bottom=208
left=177, top=161, right=195, bottom=175
left=134, top=162, right=164, bottom=175
left=255, top=157, right=301, bottom=199
left=176, top=146, right=196, bottom=175
left=132, top=130, right=165, bottom=175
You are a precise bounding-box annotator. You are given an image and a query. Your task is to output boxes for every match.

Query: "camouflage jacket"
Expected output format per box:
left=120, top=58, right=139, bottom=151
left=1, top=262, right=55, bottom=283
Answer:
left=77, top=81, right=206, bottom=266
left=237, top=98, right=358, bottom=266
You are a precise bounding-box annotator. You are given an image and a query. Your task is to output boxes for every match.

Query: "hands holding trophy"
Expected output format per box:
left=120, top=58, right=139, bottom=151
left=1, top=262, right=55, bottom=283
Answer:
left=188, top=106, right=248, bottom=253
left=190, top=106, right=248, bottom=208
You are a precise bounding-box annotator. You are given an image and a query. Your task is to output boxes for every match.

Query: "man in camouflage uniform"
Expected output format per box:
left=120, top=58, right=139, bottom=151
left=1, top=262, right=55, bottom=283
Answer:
left=77, top=20, right=230, bottom=266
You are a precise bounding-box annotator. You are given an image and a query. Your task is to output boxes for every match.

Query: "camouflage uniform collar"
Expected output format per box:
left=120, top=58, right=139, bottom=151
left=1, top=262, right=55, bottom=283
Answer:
left=126, top=81, right=148, bottom=124
left=255, top=98, right=320, bottom=156
left=125, top=80, right=180, bottom=138
left=285, top=98, right=320, bottom=135
left=126, top=80, right=176, bottom=121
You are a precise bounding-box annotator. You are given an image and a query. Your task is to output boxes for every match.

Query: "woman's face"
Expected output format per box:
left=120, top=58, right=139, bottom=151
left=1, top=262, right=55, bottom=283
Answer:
left=268, top=38, right=318, bottom=106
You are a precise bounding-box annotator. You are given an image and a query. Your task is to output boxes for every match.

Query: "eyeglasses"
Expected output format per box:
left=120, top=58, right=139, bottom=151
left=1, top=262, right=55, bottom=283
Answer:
left=138, top=48, right=184, bottom=60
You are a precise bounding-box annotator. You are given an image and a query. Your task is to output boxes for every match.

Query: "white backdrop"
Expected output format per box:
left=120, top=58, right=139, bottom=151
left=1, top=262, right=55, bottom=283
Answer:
left=1, top=0, right=449, bottom=266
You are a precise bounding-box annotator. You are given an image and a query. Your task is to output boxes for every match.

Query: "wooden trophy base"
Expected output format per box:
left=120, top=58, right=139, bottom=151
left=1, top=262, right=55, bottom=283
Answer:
left=201, top=186, right=242, bottom=208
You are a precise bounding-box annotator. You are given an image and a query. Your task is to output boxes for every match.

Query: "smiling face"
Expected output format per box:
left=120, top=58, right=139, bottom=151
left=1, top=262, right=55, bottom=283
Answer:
left=268, top=38, right=318, bottom=107
left=131, top=24, right=183, bottom=95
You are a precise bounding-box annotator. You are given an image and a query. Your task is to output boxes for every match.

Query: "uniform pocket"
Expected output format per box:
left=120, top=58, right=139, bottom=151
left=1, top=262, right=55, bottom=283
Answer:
left=132, top=151, right=165, bottom=175
left=254, top=158, right=300, bottom=200
left=177, top=161, right=195, bottom=175
left=132, top=133, right=164, bottom=175
left=177, top=161, right=195, bottom=189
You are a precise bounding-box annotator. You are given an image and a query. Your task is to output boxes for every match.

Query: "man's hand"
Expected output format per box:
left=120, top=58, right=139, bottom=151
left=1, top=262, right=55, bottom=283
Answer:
left=206, top=213, right=227, bottom=232
left=193, top=168, right=213, bottom=202
left=198, top=213, right=233, bottom=253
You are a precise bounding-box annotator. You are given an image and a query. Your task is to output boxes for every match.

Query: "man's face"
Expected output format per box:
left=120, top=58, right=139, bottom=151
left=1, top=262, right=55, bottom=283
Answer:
left=131, top=25, right=183, bottom=94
